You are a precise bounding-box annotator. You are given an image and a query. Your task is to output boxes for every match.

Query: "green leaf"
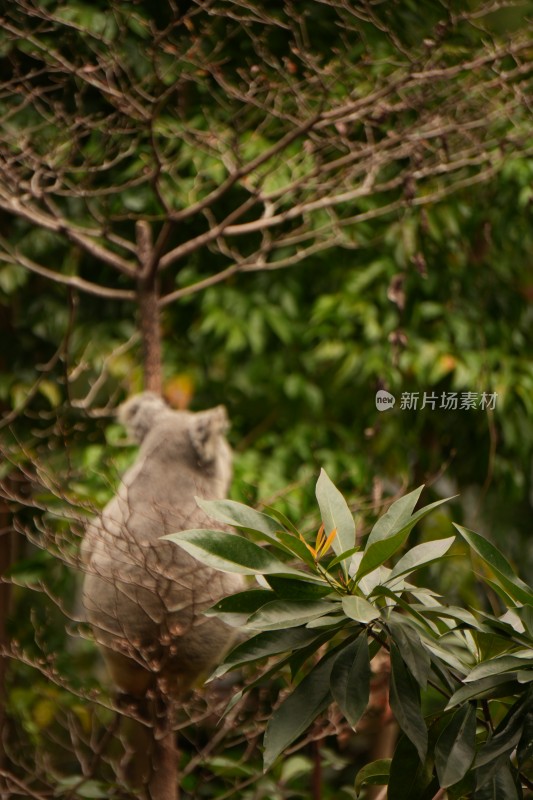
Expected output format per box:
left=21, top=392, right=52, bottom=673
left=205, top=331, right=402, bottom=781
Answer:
left=246, top=599, right=338, bottom=631
left=330, top=636, right=371, bottom=729
left=387, top=617, right=431, bottom=689
left=355, top=759, right=391, bottom=797
left=387, top=536, right=455, bottom=584
left=357, top=497, right=452, bottom=581
left=263, top=652, right=335, bottom=770
left=455, top=525, right=533, bottom=606
left=473, top=762, right=521, bottom=800
left=366, top=486, right=424, bottom=548
left=447, top=674, right=521, bottom=707
left=164, top=529, right=304, bottom=576
left=389, top=644, right=428, bottom=763
left=212, top=628, right=325, bottom=678
left=262, top=505, right=301, bottom=536
left=464, top=653, right=533, bottom=683
left=517, top=710, right=533, bottom=767
left=342, top=595, right=380, bottom=624
left=475, top=690, right=532, bottom=769
left=206, top=589, right=274, bottom=625
left=388, top=735, right=436, bottom=800
left=315, top=469, right=356, bottom=569
left=435, top=704, right=477, bottom=787
left=266, top=575, right=332, bottom=601
left=195, top=497, right=282, bottom=535
left=272, top=530, right=318, bottom=568
left=327, top=547, right=360, bottom=569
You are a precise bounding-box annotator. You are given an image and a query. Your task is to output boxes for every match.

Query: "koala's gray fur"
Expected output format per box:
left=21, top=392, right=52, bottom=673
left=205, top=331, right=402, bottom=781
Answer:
left=81, top=392, right=245, bottom=698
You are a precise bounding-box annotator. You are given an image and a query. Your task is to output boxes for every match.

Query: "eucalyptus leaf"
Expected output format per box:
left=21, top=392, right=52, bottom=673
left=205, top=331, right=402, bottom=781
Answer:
left=246, top=599, right=338, bottom=631
left=266, top=575, right=332, bottom=601
left=342, top=595, right=380, bottom=624
left=195, top=497, right=283, bottom=535
left=387, top=616, right=431, bottom=689
left=464, top=654, right=533, bottom=683
left=366, top=486, right=424, bottom=547
left=315, top=469, right=356, bottom=566
left=389, top=644, right=428, bottom=763
left=473, top=761, right=521, bottom=800
left=211, top=627, right=323, bottom=678
left=263, top=652, right=336, bottom=770
left=455, top=525, right=533, bottom=606
left=330, top=635, right=371, bottom=729
left=435, top=704, right=477, bottom=787
left=447, top=674, right=521, bottom=708
left=387, top=536, right=455, bottom=584
left=357, top=497, right=453, bottom=581
left=164, top=529, right=304, bottom=577
left=475, top=690, right=532, bottom=769
left=206, top=589, right=274, bottom=626
left=388, top=734, right=436, bottom=800
left=355, top=758, right=391, bottom=796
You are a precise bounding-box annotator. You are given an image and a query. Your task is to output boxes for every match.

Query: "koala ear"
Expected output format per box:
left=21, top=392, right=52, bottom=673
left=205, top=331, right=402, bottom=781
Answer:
left=118, top=392, right=169, bottom=443
left=189, top=406, right=229, bottom=465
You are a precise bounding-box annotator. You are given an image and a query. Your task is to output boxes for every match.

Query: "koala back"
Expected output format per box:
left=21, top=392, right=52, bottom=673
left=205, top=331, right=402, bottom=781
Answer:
left=81, top=395, right=245, bottom=697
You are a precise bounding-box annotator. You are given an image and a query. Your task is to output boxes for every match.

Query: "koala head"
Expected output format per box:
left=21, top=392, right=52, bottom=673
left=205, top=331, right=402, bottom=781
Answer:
left=118, top=392, right=232, bottom=487
left=118, top=391, right=173, bottom=443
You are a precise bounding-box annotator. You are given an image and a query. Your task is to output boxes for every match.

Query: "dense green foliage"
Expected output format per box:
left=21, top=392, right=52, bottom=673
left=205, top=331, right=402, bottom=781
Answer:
left=169, top=473, right=533, bottom=798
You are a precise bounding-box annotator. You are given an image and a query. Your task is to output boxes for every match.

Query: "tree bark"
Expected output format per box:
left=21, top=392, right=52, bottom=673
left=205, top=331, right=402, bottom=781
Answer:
left=149, top=724, right=179, bottom=800
left=136, top=221, right=163, bottom=395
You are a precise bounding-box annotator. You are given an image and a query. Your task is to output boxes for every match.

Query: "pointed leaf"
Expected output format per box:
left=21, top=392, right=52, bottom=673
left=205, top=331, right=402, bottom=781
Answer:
left=196, top=497, right=282, bottom=535
left=475, top=691, right=532, bottom=768
left=387, top=537, right=455, bottom=584
left=435, top=704, right=477, bottom=787
left=389, top=644, right=428, bottom=763
left=388, top=734, right=436, bottom=800
left=263, top=653, right=335, bottom=770
left=455, top=525, right=533, bottom=606
left=266, top=575, right=332, bottom=601
left=275, top=530, right=317, bottom=568
left=315, top=469, right=356, bottom=566
left=517, top=710, right=533, bottom=767
left=473, top=762, right=521, bottom=800
left=357, top=497, right=453, bottom=580
left=465, top=654, right=533, bottom=683
left=262, top=505, right=301, bottom=536
left=246, top=599, right=338, bottom=631
left=164, top=529, right=304, bottom=576
left=387, top=617, right=431, bottom=689
left=355, top=759, right=391, bottom=797
left=330, top=636, right=371, bottom=729
left=342, top=595, right=380, bottom=624
left=327, top=547, right=360, bottom=569
left=447, top=674, right=520, bottom=708
left=212, top=627, right=323, bottom=678
left=366, top=486, right=424, bottom=548
left=206, top=589, right=274, bottom=626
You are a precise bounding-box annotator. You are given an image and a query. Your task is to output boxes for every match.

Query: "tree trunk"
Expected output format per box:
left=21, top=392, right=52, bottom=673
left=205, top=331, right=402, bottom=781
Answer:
left=149, top=725, right=179, bottom=800
left=137, top=280, right=163, bottom=394
left=136, top=221, right=163, bottom=395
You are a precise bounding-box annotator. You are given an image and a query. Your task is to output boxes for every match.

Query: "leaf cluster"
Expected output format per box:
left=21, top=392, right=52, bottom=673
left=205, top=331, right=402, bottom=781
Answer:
left=168, top=472, right=533, bottom=798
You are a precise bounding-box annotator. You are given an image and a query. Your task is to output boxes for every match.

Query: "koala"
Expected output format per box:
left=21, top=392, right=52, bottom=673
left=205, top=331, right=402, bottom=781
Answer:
left=81, top=392, right=245, bottom=699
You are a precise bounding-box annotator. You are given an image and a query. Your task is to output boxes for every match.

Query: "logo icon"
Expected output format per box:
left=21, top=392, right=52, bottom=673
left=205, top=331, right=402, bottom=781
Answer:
left=375, top=390, right=396, bottom=412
